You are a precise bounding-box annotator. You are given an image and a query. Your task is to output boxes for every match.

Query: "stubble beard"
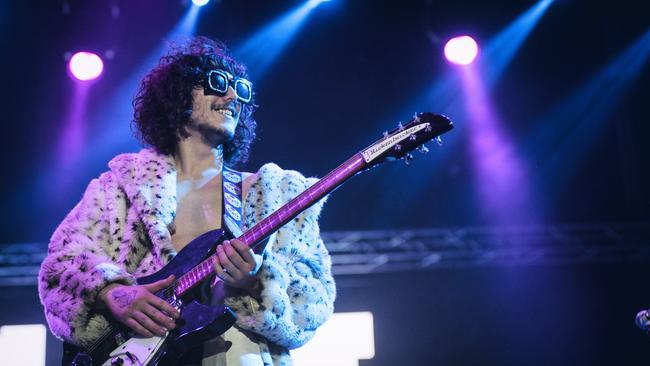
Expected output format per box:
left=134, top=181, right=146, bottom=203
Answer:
left=188, top=119, right=235, bottom=148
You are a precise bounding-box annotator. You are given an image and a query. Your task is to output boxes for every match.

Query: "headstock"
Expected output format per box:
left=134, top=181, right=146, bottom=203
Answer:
left=360, top=112, right=453, bottom=167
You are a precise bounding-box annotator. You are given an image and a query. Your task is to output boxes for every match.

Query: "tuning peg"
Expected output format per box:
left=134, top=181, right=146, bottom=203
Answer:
left=404, top=153, right=414, bottom=165
left=394, top=144, right=402, bottom=151
left=409, top=134, right=417, bottom=141
left=425, top=123, right=432, bottom=132
left=383, top=130, right=389, bottom=137
left=417, top=145, right=429, bottom=154
left=397, top=122, right=404, bottom=131
left=435, top=136, right=443, bottom=146
left=412, top=112, right=420, bottom=122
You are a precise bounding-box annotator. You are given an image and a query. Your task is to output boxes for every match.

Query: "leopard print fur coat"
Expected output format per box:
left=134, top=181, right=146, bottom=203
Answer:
left=38, top=148, right=336, bottom=362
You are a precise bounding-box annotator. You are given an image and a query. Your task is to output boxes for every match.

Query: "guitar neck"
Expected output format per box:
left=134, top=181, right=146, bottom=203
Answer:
left=175, top=153, right=368, bottom=296
left=173, top=112, right=454, bottom=297
left=242, top=153, right=367, bottom=250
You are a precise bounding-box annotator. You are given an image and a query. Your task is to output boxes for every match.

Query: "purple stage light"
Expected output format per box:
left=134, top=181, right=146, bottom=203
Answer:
left=444, top=36, right=479, bottom=65
left=68, top=52, right=104, bottom=81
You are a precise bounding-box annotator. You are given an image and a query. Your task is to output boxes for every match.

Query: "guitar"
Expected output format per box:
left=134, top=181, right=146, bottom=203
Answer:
left=63, top=112, right=454, bottom=366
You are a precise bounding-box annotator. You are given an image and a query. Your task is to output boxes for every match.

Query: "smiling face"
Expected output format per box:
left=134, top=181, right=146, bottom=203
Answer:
left=187, top=85, right=241, bottom=148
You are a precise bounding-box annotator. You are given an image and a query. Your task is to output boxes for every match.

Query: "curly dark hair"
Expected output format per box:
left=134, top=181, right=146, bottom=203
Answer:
left=132, top=36, right=257, bottom=166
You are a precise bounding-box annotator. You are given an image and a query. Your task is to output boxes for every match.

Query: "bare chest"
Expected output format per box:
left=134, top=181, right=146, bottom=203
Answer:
left=170, top=172, right=256, bottom=252
left=171, top=178, right=223, bottom=252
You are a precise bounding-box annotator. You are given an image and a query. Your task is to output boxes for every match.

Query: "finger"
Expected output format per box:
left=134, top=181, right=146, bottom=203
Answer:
left=231, top=240, right=256, bottom=266
left=125, top=318, right=153, bottom=338
left=223, top=241, right=248, bottom=271
left=232, top=240, right=262, bottom=276
left=217, top=244, right=242, bottom=278
left=213, top=258, right=235, bottom=282
left=133, top=310, right=167, bottom=337
left=142, top=303, right=176, bottom=329
left=145, top=292, right=181, bottom=319
left=143, top=275, right=175, bottom=293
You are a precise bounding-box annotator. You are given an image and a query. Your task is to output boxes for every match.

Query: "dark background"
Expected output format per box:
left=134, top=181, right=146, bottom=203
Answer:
left=1, top=0, right=649, bottom=364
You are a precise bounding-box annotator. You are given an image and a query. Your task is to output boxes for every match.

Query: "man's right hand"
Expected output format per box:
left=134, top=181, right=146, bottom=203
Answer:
left=97, top=275, right=181, bottom=337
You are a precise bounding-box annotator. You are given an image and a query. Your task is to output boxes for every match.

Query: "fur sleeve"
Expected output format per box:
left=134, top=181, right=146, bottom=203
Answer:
left=38, top=173, right=136, bottom=347
left=224, top=164, right=336, bottom=349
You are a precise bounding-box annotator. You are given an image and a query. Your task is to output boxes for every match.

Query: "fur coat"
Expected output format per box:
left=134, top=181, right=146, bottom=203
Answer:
left=38, top=148, right=336, bottom=362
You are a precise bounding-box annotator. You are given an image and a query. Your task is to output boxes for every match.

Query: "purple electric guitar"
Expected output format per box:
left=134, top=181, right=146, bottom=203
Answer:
left=64, top=112, right=453, bottom=366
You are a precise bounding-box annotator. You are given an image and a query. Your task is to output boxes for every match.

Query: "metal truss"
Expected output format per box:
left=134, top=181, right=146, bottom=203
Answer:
left=323, top=221, right=650, bottom=275
left=2, top=222, right=649, bottom=286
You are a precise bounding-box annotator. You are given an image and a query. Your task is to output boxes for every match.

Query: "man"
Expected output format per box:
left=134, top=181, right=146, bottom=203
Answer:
left=38, top=36, right=336, bottom=365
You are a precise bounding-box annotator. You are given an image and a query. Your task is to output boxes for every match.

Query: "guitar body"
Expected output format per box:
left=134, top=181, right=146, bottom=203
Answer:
left=64, top=229, right=237, bottom=366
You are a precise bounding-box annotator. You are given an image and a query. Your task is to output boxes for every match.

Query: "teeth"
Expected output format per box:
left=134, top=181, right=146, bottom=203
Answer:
left=214, top=108, right=233, bottom=117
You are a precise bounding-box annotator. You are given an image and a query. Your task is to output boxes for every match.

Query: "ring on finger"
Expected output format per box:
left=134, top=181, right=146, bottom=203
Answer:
left=218, top=268, right=229, bottom=280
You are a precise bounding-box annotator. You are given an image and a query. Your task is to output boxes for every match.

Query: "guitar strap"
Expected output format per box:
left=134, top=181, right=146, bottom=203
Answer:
left=212, top=167, right=273, bottom=366
left=206, top=165, right=243, bottom=295
left=222, top=165, right=244, bottom=238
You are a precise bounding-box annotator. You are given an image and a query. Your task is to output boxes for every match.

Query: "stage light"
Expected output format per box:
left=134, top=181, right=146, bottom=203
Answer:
left=444, top=36, right=479, bottom=65
left=68, top=51, right=104, bottom=81
left=481, top=0, right=555, bottom=87
left=0, top=324, right=47, bottom=366
left=235, top=0, right=323, bottom=78
left=307, top=0, right=331, bottom=9
left=192, top=0, right=209, bottom=6
left=292, top=312, right=374, bottom=365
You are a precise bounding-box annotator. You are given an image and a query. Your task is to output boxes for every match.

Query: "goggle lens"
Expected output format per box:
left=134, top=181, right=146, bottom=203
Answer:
left=206, top=70, right=253, bottom=105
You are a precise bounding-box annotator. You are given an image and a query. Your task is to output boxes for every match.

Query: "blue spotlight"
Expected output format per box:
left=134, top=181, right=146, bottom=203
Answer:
left=192, top=0, right=209, bottom=6
left=529, top=29, right=650, bottom=198
left=235, top=0, right=323, bottom=78
left=307, top=0, right=331, bottom=9
left=481, top=0, right=554, bottom=87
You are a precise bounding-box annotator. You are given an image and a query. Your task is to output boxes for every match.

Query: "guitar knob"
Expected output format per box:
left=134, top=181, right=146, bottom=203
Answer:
left=435, top=136, right=443, bottom=146
left=404, top=153, right=414, bottom=165
left=111, top=356, right=125, bottom=365
left=417, top=145, right=429, bottom=154
left=394, top=144, right=402, bottom=151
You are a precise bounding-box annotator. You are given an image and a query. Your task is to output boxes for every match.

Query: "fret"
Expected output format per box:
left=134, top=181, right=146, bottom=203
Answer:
left=248, top=230, right=258, bottom=244
left=277, top=209, right=286, bottom=218
left=243, top=233, right=253, bottom=246
left=269, top=213, right=279, bottom=226
left=241, top=232, right=250, bottom=246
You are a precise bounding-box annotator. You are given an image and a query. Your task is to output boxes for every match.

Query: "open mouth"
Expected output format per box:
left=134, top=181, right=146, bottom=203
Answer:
left=212, top=107, right=234, bottom=117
